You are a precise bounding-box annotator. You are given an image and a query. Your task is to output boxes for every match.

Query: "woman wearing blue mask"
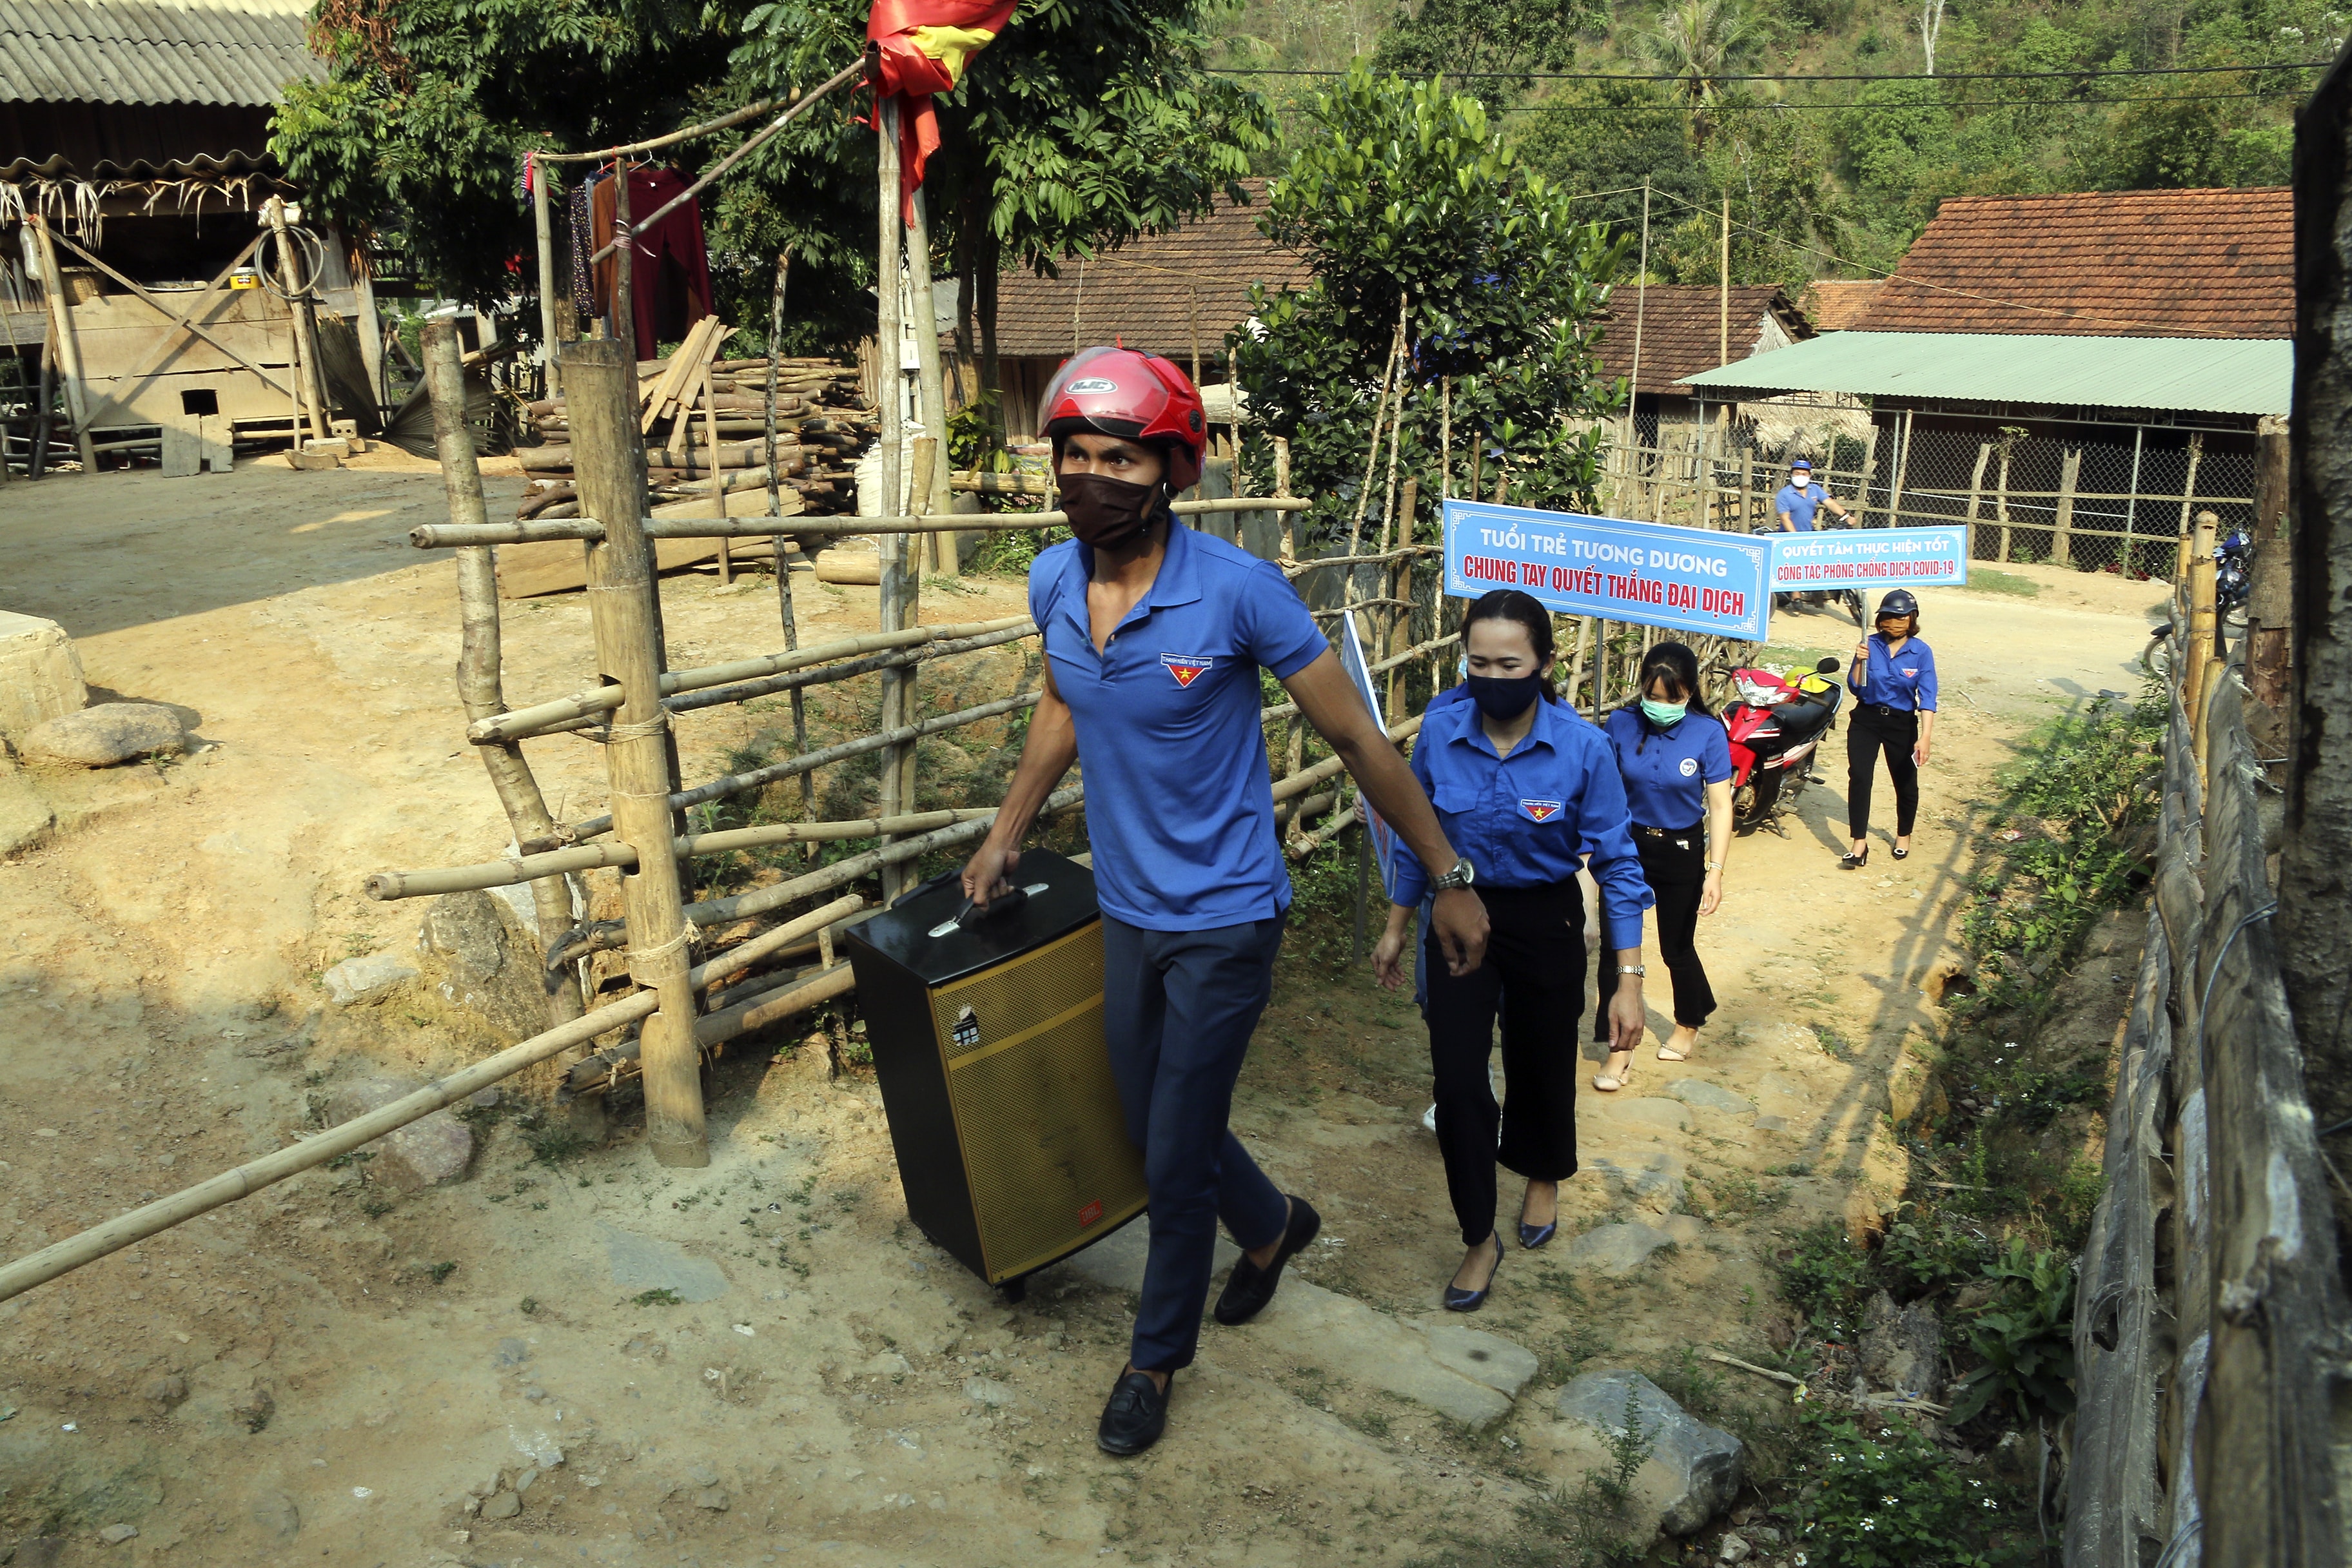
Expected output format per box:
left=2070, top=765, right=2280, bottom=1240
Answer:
left=1371, top=590, right=1652, bottom=1310
left=1591, top=642, right=1732, bottom=1092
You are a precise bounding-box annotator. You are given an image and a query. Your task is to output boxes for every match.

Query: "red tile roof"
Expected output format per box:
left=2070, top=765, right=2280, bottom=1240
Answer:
left=1594, top=285, right=1811, bottom=391
left=987, top=178, right=1312, bottom=360
left=1856, top=186, right=2291, bottom=338
left=1799, top=279, right=1885, bottom=331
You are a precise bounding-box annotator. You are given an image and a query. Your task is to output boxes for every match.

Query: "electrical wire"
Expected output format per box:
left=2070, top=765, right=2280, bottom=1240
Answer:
left=1496, top=87, right=2302, bottom=112
left=1214, top=59, right=2329, bottom=84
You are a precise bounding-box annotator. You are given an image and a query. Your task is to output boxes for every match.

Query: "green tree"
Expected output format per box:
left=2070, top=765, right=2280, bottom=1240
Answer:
left=1233, top=68, right=1624, bottom=553
left=1370, top=0, right=1602, bottom=89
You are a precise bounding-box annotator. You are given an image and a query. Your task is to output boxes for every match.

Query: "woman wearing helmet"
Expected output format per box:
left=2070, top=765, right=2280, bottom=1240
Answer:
left=1841, top=588, right=1937, bottom=868
left=961, top=346, right=1489, bottom=1456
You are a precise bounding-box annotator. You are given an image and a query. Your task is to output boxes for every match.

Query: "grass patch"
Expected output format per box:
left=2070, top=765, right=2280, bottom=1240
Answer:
left=1962, top=568, right=2040, bottom=597
left=631, top=1288, right=682, bottom=1308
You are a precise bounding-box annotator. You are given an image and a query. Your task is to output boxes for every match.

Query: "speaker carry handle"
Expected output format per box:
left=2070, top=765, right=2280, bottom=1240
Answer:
left=927, top=883, right=1050, bottom=939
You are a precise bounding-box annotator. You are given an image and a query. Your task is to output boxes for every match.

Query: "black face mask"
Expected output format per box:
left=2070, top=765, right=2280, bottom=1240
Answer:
left=1060, top=471, right=1161, bottom=552
left=1466, top=672, right=1543, bottom=721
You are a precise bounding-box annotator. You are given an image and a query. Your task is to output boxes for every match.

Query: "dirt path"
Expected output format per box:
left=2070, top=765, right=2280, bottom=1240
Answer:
left=0, top=465, right=2158, bottom=1566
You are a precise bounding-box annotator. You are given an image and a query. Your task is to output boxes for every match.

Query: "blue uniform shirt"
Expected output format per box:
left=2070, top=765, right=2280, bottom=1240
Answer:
left=1031, top=522, right=1328, bottom=931
left=1849, top=633, right=1939, bottom=711
left=1391, top=687, right=1652, bottom=934
left=1603, top=707, right=1733, bottom=830
left=1774, top=482, right=1828, bottom=531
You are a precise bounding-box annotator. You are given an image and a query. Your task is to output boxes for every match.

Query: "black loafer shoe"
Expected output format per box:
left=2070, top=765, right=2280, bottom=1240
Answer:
left=1213, top=1195, right=1322, bottom=1326
left=1097, top=1369, right=1169, bottom=1456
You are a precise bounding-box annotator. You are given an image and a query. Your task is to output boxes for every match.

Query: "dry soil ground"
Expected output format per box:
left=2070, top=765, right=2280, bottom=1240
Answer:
left=0, top=456, right=2162, bottom=1567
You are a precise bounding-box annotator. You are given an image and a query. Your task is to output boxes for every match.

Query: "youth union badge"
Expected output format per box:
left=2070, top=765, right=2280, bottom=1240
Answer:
left=1520, top=799, right=1563, bottom=823
left=1160, top=653, right=1213, bottom=687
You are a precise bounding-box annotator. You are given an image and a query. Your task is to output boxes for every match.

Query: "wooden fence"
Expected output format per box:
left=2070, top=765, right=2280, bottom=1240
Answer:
left=2064, top=551, right=2352, bottom=1563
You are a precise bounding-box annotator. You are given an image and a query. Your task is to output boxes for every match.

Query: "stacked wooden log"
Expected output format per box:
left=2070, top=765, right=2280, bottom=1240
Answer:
left=513, top=341, right=878, bottom=524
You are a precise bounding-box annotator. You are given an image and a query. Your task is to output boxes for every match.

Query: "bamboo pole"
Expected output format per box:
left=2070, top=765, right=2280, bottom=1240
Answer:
left=1887, top=408, right=1914, bottom=529
left=1347, top=311, right=1405, bottom=556
left=1387, top=476, right=1418, bottom=721
left=564, top=335, right=703, bottom=1168
left=765, top=250, right=817, bottom=854
left=666, top=623, right=1036, bottom=721
left=2053, top=447, right=2080, bottom=569
left=701, top=361, right=731, bottom=583
left=1965, top=442, right=1990, bottom=556
left=0, top=896, right=862, bottom=1306
left=26, top=214, right=98, bottom=472
left=533, top=154, right=562, bottom=397
left=2186, top=507, right=2219, bottom=734
left=367, top=808, right=1000, bottom=900
left=907, top=185, right=956, bottom=572
left=264, top=198, right=333, bottom=444
left=1274, top=436, right=1295, bottom=561
left=612, top=163, right=635, bottom=357
left=876, top=97, right=911, bottom=901
left=422, top=320, right=583, bottom=1029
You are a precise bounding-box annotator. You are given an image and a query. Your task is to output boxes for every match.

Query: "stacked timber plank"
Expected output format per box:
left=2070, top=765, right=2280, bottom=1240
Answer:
left=497, top=321, right=882, bottom=598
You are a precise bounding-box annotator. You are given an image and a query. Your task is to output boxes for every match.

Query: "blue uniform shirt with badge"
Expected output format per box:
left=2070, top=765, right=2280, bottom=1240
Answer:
left=1849, top=633, right=1939, bottom=711
left=1031, top=522, right=1329, bottom=931
left=1602, top=707, right=1733, bottom=830
left=1391, top=688, right=1652, bottom=935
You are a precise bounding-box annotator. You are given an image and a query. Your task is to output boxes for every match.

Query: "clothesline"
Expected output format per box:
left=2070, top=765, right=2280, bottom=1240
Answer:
left=534, top=96, right=784, bottom=166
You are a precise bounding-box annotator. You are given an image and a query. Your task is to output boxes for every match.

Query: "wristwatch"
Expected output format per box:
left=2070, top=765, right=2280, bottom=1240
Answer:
left=1430, top=858, right=1476, bottom=892
left=1703, top=859, right=1721, bottom=873
left=1619, top=965, right=1647, bottom=977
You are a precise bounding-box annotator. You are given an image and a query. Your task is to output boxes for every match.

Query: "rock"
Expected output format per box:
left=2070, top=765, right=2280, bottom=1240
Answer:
left=325, top=1078, right=474, bottom=1186
left=1666, top=1080, right=1754, bottom=1116
left=1858, top=1290, right=1945, bottom=1402
left=859, top=1351, right=912, bottom=1380
left=603, top=1226, right=730, bottom=1303
left=302, top=437, right=353, bottom=459
left=21, top=703, right=185, bottom=767
left=685, top=1464, right=721, bottom=1488
left=288, top=448, right=342, bottom=471
left=1752, top=1115, right=1790, bottom=1134
left=695, top=1489, right=731, bottom=1511
left=494, top=1338, right=531, bottom=1367
left=251, top=1493, right=300, bottom=1538
left=97, top=1525, right=137, bottom=1545
left=322, top=953, right=418, bottom=1006
left=0, top=612, right=87, bottom=737
left=480, top=1491, right=522, bottom=1520
left=1556, top=1370, right=1745, bottom=1536
left=0, top=761, right=54, bottom=856
left=230, top=1384, right=275, bottom=1433
left=141, top=1373, right=188, bottom=1406
left=1718, top=1533, right=1752, bottom=1562
left=14, top=1539, right=64, bottom=1568
left=1585, top=1152, right=1685, bottom=1211
left=1562, top=1222, right=1676, bottom=1277
left=417, top=891, right=549, bottom=1042
left=513, top=1467, right=540, bottom=1494
left=1843, top=1188, right=1890, bottom=1248
left=963, top=1377, right=1015, bottom=1408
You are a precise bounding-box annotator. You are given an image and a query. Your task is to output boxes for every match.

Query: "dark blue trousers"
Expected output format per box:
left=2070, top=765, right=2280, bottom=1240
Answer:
left=1100, top=913, right=1291, bottom=1373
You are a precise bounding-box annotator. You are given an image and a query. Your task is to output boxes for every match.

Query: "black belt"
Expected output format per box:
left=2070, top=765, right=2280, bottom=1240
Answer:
left=1632, top=823, right=1702, bottom=840
left=1865, top=702, right=1914, bottom=719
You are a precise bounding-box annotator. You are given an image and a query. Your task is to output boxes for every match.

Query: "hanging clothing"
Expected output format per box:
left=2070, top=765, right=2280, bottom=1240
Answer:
left=567, top=174, right=598, bottom=320
left=587, top=165, right=714, bottom=361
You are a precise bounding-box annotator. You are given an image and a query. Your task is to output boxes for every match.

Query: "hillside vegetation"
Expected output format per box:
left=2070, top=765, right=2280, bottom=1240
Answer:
left=1210, top=0, right=2331, bottom=287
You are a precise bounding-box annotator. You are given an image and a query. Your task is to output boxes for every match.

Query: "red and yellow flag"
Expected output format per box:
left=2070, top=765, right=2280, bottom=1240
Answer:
left=867, top=0, right=1015, bottom=220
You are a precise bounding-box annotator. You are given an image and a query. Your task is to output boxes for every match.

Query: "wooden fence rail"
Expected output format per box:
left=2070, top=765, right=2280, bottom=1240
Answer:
left=2065, top=628, right=2352, bottom=1562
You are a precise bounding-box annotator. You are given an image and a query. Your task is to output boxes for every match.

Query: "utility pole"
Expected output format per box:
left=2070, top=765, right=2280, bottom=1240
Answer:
left=1720, top=192, right=1732, bottom=365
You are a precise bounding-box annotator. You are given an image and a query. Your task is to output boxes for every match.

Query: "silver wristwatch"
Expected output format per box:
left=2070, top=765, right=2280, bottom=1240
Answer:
left=1429, top=858, right=1476, bottom=893
left=1619, top=965, right=1647, bottom=977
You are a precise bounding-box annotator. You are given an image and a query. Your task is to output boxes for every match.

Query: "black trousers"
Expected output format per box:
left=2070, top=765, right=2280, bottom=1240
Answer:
left=1592, top=828, right=1716, bottom=1037
left=1847, top=703, right=1921, bottom=839
left=1424, top=882, right=1585, bottom=1247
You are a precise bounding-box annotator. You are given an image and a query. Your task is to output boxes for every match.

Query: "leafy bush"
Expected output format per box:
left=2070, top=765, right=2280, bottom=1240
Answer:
left=1946, top=1241, right=2077, bottom=1426
left=1790, top=1411, right=2016, bottom=1567
left=1775, top=1219, right=1876, bottom=1334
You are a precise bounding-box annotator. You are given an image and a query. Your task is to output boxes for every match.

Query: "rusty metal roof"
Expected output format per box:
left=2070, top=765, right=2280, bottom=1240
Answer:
left=0, top=0, right=319, bottom=108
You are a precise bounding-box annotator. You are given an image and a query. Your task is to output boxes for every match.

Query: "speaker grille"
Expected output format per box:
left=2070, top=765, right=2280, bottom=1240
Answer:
left=934, top=924, right=1148, bottom=1279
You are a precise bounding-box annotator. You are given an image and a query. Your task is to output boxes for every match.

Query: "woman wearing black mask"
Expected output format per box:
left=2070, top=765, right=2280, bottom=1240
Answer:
left=1371, top=591, right=1652, bottom=1309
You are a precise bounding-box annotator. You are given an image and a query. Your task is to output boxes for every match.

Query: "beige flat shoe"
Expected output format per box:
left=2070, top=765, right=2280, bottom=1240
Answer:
left=1656, top=1045, right=1689, bottom=1063
left=1592, top=1054, right=1635, bottom=1093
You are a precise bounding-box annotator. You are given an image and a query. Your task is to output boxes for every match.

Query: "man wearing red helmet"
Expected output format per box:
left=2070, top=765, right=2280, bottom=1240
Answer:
left=963, top=346, right=1489, bottom=1455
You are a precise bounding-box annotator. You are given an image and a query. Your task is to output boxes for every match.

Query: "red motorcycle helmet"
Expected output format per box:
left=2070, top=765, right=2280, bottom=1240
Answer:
left=1039, top=346, right=1207, bottom=493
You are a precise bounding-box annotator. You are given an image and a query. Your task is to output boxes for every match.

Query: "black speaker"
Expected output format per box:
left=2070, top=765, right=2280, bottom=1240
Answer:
left=844, top=850, right=1146, bottom=1286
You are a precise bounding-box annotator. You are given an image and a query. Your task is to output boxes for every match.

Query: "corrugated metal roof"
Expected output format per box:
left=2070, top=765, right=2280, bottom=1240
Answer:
left=1677, top=330, right=2289, bottom=416
left=0, top=0, right=318, bottom=108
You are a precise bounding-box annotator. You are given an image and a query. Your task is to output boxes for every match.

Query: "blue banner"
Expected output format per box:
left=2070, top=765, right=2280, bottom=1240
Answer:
left=1767, top=526, right=1972, bottom=591
left=1442, top=500, right=1772, bottom=642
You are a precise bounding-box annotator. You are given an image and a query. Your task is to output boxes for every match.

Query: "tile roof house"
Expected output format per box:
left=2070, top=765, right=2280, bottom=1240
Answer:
left=1591, top=284, right=1812, bottom=434
left=977, top=177, right=1310, bottom=436
left=1852, top=186, right=2291, bottom=338
left=1799, top=279, right=1885, bottom=331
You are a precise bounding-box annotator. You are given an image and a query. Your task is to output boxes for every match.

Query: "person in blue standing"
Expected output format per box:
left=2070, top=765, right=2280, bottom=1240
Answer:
left=1369, top=589, right=1651, bottom=1311
left=961, top=348, right=1489, bottom=1456
left=1841, top=588, right=1938, bottom=868
left=1589, top=642, right=1734, bottom=1093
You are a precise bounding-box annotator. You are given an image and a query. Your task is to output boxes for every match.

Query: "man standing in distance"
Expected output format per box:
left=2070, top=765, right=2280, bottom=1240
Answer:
left=962, top=348, right=1489, bottom=1456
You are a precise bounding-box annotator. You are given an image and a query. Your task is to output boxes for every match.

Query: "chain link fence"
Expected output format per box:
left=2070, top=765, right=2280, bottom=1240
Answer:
left=1602, top=416, right=2257, bottom=580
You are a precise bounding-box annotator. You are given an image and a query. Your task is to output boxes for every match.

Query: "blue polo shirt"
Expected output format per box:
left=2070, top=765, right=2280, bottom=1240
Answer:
left=1031, top=523, right=1328, bottom=930
left=1849, top=633, right=1939, bottom=712
left=1391, top=688, right=1652, bottom=934
left=1774, top=482, right=1828, bottom=531
left=1603, top=707, right=1733, bottom=830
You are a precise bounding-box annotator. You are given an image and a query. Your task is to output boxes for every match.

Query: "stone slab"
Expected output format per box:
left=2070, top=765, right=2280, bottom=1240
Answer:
left=1555, top=1369, right=1744, bottom=1536
left=0, top=611, right=86, bottom=738
left=1666, top=1079, right=1754, bottom=1116
left=1562, top=1222, right=1676, bottom=1276
left=1606, top=1097, right=1692, bottom=1133
left=603, top=1226, right=732, bottom=1304
left=1060, top=1215, right=1239, bottom=1294
left=326, top=1077, right=475, bottom=1186
left=323, top=952, right=418, bottom=1006
left=21, top=702, right=184, bottom=767
left=0, top=762, right=54, bottom=855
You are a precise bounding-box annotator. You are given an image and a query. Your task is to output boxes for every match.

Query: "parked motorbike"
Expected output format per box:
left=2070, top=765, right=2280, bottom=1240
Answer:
left=1759, top=519, right=1867, bottom=627
left=1723, top=657, right=1846, bottom=830
left=2141, top=529, right=2252, bottom=678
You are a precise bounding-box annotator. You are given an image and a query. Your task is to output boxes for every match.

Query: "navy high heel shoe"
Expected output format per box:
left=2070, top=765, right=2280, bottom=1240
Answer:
left=1444, top=1232, right=1503, bottom=1312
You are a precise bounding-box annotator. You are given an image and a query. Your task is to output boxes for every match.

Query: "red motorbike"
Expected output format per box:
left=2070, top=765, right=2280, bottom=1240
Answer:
left=1722, top=657, right=1845, bottom=830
